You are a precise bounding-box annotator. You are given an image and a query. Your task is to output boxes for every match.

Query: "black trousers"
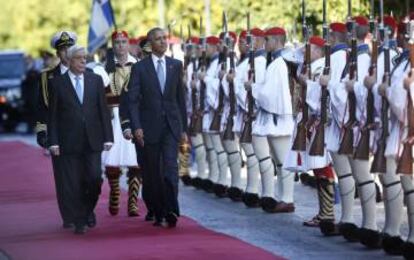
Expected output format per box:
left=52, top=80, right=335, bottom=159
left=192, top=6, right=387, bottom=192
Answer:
left=51, top=156, right=73, bottom=224
left=53, top=149, right=102, bottom=226
left=141, top=120, right=179, bottom=220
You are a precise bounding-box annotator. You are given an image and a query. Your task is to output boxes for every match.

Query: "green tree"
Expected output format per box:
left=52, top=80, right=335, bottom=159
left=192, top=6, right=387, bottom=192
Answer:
left=0, top=0, right=406, bottom=55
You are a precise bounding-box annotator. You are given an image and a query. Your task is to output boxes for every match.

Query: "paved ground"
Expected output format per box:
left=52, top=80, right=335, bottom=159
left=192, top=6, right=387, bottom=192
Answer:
left=1, top=134, right=409, bottom=259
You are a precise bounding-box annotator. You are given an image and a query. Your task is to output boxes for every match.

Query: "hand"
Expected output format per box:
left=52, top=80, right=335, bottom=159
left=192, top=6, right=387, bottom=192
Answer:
left=198, top=71, right=206, bottom=81
left=123, top=129, right=133, bottom=140
left=134, top=128, right=145, bottom=147
left=226, top=71, right=235, bottom=82
left=36, top=131, right=48, bottom=148
left=181, top=132, right=188, bottom=143
left=403, top=69, right=414, bottom=91
left=244, top=79, right=253, bottom=91
left=104, top=143, right=113, bottom=151
left=364, top=74, right=376, bottom=90
left=298, top=73, right=308, bottom=86
left=378, top=83, right=387, bottom=97
left=49, top=146, right=60, bottom=156
left=345, top=79, right=355, bottom=93
left=319, top=74, right=330, bottom=87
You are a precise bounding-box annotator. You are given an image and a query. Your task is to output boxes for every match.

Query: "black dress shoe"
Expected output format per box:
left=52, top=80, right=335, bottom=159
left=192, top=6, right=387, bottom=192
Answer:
left=153, top=220, right=164, bottom=227
left=87, top=213, right=96, bottom=228
left=74, top=225, right=87, bottom=235
left=165, top=212, right=178, bottom=228
left=145, top=211, right=155, bottom=222
left=227, top=187, right=244, bottom=202
left=63, top=222, right=75, bottom=229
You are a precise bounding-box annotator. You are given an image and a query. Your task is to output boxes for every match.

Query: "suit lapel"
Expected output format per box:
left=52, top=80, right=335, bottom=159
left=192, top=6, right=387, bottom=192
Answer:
left=144, top=57, right=163, bottom=95
left=164, top=57, right=173, bottom=96
left=82, top=73, right=92, bottom=108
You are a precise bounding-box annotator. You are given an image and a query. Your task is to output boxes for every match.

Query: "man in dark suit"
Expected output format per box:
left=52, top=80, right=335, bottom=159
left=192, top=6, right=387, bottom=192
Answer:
left=48, top=45, right=113, bottom=234
left=128, top=27, right=187, bottom=227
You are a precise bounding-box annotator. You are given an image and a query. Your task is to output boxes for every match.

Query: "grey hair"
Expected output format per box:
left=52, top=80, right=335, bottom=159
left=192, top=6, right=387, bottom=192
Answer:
left=147, top=27, right=164, bottom=41
left=66, top=45, right=86, bottom=59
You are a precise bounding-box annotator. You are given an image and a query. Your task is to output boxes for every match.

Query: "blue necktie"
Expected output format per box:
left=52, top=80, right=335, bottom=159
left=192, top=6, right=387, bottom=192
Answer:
left=75, top=76, right=83, bottom=104
left=157, top=59, right=165, bottom=93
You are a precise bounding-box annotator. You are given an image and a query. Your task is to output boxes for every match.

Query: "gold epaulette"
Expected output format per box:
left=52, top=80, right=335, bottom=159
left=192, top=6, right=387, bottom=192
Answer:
left=35, top=122, right=47, bottom=133
left=40, top=69, right=51, bottom=107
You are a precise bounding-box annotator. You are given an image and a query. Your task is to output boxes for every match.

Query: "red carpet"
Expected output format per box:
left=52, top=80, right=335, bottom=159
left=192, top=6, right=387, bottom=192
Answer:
left=0, top=141, right=283, bottom=260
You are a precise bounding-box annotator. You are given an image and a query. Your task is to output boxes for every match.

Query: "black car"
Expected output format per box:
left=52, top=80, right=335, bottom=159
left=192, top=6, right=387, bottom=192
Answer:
left=0, top=51, right=26, bottom=132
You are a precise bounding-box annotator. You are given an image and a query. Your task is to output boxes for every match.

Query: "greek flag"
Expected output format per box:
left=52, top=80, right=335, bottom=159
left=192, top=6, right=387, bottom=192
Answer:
left=87, top=0, right=115, bottom=53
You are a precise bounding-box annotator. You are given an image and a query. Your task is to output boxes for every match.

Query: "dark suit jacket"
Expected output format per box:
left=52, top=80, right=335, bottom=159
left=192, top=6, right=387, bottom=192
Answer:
left=48, top=71, right=113, bottom=154
left=127, top=56, right=187, bottom=143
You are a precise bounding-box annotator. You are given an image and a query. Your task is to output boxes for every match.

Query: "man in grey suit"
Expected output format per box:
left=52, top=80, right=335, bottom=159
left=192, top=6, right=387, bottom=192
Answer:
left=128, top=28, right=187, bottom=227
left=48, top=45, right=113, bottom=234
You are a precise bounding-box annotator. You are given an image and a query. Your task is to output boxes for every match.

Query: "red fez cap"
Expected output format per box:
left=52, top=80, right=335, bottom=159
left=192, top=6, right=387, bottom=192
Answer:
left=330, top=22, right=347, bottom=33
left=250, top=28, right=265, bottom=37
left=219, top=31, right=237, bottom=42
left=265, top=27, right=286, bottom=36
left=383, top=16, right=397, bottom=30
left=309, top=36, right=325, bottom=47
left=239, top=30, right=247, bottom=40
left=111, top=30, right=129, bottom=40
left=129, top=38, right=139, bottom=45
left=187, top=36, right=200, bottom=44
left=206, top=36, right=220, bottom=45
left=354, top=16, right=369, bottom=26
left=410, top=12, right=414, bottom=20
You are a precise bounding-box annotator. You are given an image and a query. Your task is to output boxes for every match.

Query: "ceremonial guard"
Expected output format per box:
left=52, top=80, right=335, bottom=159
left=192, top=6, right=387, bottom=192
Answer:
left=198, top=36, right=228, bottom=195
left=365, top=15, right=403, bottom=254
left=35, top=31, right=78, bottom=228
left=102, top=30, right=141, bottom=217
left=186, top=36, right=209, bottom=187
left=318, top=22, right=357, bottom=239
left=226, top=30, right=261, bottom=207
left=382, top=17, right=414, bottom=258
left=342, top=16, right=382, bottom=247
left=217, top=29, right=244, bottom=201
left=246, top=27, right=295, bottom=213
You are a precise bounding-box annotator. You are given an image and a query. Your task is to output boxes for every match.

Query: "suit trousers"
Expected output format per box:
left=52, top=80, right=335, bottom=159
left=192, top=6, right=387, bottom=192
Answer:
left=54, top=141, right=103, bottom=226
left=142, top=118, right=180, bottom=220
left=51, top=156, right=74, bottom=224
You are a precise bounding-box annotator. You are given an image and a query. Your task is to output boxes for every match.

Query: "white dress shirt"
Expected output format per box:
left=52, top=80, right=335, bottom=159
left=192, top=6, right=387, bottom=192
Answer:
left=68, top=70, right=84, bottom=102
left=151, top=53, right=166, bottom=82
left=60, top=63, right=68, bottom=75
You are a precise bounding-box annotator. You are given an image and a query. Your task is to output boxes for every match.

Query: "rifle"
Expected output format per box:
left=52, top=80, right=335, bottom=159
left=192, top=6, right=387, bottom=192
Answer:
left=167, top=23, right=174, bottom=58
left=240, top=12, right=255, bottom=143
left=354, top=0, right=378, bottom=160
left=188, top=25, right=200, bottom=136
left=338, top=3, right=357, bottom=155
left=292, top=0, right=310, bottom=151
left=371, top=30, right=391, bottom=173
left=223, top=46, right=236, bottom=140
left=309, top=0, right=330, bottom=156
left=210, top=11, right=228, bottom=131
left=194, top=16, right=207, bottom=134
left=181, top=24, right=190, bottom=69
left=396, top=21, right=414, bottom=175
